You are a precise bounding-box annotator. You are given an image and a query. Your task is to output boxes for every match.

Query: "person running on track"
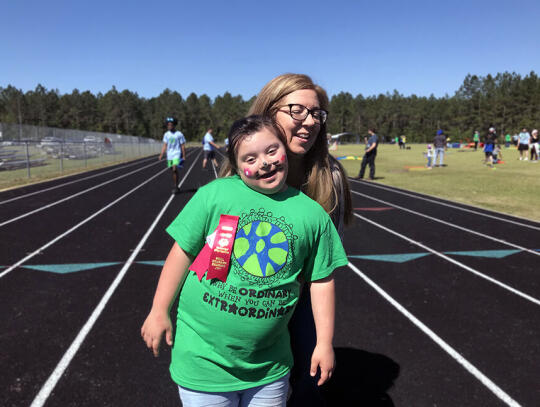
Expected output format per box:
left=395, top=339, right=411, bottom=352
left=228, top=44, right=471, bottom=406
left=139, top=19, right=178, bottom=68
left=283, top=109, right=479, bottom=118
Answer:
left=159, top=117, right=186, bottom=194
left=142, top=115, right=347, bottom=407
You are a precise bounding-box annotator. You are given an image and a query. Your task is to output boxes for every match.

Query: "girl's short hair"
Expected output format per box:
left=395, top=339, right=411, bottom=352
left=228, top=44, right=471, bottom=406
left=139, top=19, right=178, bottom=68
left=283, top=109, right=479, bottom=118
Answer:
left=226, top=115, right=285, bottom=172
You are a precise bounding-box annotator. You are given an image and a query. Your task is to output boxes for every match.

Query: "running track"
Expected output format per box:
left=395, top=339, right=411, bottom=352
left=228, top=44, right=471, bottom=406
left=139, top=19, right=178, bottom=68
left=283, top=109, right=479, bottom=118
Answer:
left=1, top=148, right=538, bottom=406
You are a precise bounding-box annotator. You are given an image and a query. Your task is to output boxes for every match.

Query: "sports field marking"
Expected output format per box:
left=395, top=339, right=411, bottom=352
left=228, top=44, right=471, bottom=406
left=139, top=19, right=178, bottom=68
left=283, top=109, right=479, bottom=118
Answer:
left=351, top=190, right=540, bottom=257
left=0, top=150, right=196, bottom=227
left=211, top=159, right=218, bottom=178
left=353, top=212, right=540, bottom=307
left=29, top=156, right=199, bottom=407
left=347, top=262, right=521, bottom=407
left=0, top=155, right=157, bottom=206
left=349, top=178, right=540, bottom=231
left=0, top=150, right=202, bottom=280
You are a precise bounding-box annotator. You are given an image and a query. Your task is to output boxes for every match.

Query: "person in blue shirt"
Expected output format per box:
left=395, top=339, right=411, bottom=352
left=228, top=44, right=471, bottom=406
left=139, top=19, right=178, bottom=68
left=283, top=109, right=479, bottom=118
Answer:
left=202, top=128, right=220, bottom=169
left=159, top=117, right=186, bottom=194
left=355, top=128, right=378, bottom=180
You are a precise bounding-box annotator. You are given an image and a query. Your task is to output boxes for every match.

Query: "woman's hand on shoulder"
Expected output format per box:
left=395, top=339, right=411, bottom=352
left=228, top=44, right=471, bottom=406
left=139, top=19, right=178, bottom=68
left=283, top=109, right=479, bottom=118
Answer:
left=141, top=309, right=173, bottom=357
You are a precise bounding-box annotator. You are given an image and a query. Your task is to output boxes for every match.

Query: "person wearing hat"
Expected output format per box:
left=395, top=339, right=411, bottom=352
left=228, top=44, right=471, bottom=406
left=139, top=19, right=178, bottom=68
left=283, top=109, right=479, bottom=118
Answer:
left=159, top=117, right=186, bottom=194
left=433, top=129, right=446, bottom=167
left=517, top=127, right=530, bottom=161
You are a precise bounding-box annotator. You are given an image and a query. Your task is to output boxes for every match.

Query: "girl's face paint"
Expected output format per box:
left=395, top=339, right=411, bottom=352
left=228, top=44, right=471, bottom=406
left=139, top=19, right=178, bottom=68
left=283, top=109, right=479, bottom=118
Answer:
left=279, top=154, right=287, bottom=163
left=236, top=128, right=288, bottom=195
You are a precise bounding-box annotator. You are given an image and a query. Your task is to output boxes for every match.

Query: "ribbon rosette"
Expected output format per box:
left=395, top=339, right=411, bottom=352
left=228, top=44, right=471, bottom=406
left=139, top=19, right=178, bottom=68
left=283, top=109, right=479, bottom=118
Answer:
left=189, top=214, right=239, bottom=282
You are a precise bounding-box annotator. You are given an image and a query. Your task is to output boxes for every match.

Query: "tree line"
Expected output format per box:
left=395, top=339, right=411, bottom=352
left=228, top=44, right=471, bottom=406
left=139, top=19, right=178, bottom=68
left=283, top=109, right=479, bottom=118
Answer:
left=1, top=71, right=539, bottom=143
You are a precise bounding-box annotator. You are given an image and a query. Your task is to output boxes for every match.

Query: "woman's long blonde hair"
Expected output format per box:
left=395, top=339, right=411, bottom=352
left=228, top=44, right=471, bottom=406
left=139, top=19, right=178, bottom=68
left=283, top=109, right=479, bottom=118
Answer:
left=228, top=73, right=352, bottom=225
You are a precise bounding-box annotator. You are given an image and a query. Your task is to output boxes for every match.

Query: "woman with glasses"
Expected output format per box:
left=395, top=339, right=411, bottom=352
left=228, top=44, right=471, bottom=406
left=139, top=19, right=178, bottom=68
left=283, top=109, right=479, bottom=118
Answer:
left=222, top=73, right=352, bottom=405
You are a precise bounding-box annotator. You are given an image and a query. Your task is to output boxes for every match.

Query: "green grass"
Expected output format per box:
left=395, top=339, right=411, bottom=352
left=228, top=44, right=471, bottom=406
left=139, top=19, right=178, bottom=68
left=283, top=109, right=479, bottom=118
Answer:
left=333, top=143, right=540, bottom=221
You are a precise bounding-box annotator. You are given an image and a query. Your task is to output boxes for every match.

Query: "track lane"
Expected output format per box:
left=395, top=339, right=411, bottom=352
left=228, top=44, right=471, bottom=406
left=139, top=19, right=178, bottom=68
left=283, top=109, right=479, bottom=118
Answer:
left=0, top=151, right=198, bottom=266
left=0, top=155, right=157, bottom=204
left=0, top=151, right=203, bottom=407
left=350, top=192, right=540, bottom=301
left=344, top=212, right=539, bottom=406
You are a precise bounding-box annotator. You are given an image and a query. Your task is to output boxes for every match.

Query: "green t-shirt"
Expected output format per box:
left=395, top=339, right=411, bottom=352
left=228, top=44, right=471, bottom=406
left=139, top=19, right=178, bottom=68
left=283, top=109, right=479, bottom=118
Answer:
left=166, top=175, right=348, bottom=392
left=505, top=134, right=511, bottom=141
left=473, top=133, right=479, bottom=141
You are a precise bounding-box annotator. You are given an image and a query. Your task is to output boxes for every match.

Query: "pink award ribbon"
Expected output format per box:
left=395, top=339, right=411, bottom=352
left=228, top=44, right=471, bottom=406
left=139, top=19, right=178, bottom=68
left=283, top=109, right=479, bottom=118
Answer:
left=189, top=214, right=239, bottom=282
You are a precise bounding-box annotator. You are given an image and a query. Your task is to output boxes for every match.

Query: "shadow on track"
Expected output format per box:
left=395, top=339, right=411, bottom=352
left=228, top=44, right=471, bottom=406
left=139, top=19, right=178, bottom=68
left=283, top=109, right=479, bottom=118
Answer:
left=321, top=347, right=400, bottom=406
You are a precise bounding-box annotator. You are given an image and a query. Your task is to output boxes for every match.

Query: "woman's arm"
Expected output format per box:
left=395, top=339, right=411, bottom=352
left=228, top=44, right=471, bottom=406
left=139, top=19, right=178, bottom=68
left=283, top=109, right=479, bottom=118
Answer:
left=141, top=242, right=193, bottom=357
left=309, top=275, right=336, bottom=386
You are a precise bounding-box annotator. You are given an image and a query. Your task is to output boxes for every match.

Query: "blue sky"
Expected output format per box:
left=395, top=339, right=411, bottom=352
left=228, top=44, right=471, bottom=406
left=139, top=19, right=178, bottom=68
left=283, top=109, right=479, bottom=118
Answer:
left=2, top=0, right=539, bottom=99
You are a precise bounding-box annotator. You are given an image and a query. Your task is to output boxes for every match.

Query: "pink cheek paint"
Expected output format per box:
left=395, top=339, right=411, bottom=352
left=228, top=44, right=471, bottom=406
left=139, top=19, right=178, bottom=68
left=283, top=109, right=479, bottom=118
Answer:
left=244, top=168, right=253, bottom=178
left=279, top=154, right=286, bottom=163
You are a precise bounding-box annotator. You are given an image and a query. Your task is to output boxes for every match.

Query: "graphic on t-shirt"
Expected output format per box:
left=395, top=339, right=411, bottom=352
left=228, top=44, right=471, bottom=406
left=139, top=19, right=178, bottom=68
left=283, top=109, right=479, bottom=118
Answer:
left=233, top=220, right=289, bottom=278
left=231, top=208, right=297, bottom=287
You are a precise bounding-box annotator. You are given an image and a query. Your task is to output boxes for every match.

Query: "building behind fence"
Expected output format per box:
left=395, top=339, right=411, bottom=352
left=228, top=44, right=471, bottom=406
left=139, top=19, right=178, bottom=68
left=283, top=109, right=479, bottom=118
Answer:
left=0, top=122, right=161, bottom=182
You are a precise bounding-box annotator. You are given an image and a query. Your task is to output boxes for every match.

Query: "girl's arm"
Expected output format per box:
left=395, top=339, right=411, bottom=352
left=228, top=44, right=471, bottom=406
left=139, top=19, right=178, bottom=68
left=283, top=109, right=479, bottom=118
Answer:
left=141, top=242, right=193, bottom=357
left=309, top=275, right=336, bottom=386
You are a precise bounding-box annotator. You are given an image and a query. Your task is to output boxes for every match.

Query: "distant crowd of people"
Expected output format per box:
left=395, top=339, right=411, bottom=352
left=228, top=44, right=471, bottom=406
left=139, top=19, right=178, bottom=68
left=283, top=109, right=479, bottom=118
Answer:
left=423, top=127, right=539, bottom=170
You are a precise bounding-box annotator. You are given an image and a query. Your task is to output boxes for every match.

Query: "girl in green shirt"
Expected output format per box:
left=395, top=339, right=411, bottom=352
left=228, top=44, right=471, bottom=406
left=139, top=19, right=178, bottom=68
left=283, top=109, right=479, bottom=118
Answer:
left=142, top=116, right=347, bottom=406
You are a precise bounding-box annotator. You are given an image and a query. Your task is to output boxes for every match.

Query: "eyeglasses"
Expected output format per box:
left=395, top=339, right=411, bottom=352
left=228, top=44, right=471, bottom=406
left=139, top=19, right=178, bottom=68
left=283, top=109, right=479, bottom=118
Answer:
left=279, top=104, right=328, bottom=124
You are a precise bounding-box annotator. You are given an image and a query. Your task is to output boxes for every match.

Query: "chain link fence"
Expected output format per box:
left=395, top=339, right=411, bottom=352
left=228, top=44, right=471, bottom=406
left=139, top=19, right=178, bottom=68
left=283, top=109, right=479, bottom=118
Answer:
left=0, top=122, right=161, bottom=187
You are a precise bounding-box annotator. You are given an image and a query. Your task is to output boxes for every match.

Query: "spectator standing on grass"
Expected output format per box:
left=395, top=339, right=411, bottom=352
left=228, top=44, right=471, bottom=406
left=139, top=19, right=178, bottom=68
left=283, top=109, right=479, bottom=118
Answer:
left=159, top=117, right=186, bottom=195
left=505, top=133, right=511, bottom=148
left=483, top=127, right=497, bottom=168
left=356, top=128, right=378, bottom=180
left=473, top=131, right=480, bottom=150
left=512, top=133, right=519, bottom=146
left=424, top=144, right=434, bottom=169
left=530, top=129, right=539, bottom=162
left=433, top=129, right=446, bottom=167
left=517, top=128, right=530, bottom=160
left=202, top=128, right=219, bottom=169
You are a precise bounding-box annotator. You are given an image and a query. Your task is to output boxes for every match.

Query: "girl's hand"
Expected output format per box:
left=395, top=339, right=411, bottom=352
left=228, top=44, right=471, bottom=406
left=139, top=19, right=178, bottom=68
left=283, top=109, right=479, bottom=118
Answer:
left=141, top=310, right=173, bottom=357
left=310, top=343, right=335, bottom=386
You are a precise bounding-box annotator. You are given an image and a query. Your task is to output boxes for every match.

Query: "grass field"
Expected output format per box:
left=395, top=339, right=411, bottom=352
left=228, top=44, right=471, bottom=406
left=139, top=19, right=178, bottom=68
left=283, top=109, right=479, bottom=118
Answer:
left=333, top=143, right=540, bottom=221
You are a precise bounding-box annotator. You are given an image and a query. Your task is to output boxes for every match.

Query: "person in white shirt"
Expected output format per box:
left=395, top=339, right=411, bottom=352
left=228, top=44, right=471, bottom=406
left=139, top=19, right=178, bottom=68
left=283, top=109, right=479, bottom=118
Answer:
left=517, top=127, right=530, bottom=161
left=202, top=128, right=219, bottom=169
left=159, top=117, right=186, bottom=194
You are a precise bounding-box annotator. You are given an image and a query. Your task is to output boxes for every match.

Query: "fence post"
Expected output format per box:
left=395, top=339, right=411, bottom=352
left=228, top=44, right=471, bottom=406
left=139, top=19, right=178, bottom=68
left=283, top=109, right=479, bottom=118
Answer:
left=25, top=141, right=31, bottom=178
left=84, top=141, right=87, bottom=167
left=60, top=141, right=64, bottom=173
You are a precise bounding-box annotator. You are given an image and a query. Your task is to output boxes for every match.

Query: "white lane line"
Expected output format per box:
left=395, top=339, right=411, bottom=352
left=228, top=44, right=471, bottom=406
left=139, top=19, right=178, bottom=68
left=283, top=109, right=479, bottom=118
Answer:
left=0, top=150, right=202, bottom=279
left=349, top=178, right=540, bottom=231
left=351, top=190, right=540, bottom=257
left=353, top=212, right=540, bottom=306
left=347, top=262, right=521, bottom=407
left=0, top=150, right=195, bottom=227
left=1, top=160, right=158, bottom=227
left=0, top=155, right=157, bottom=206
left=29, top=156, right=198, bottom=406
left=211, top=159, right=218, bottom=178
